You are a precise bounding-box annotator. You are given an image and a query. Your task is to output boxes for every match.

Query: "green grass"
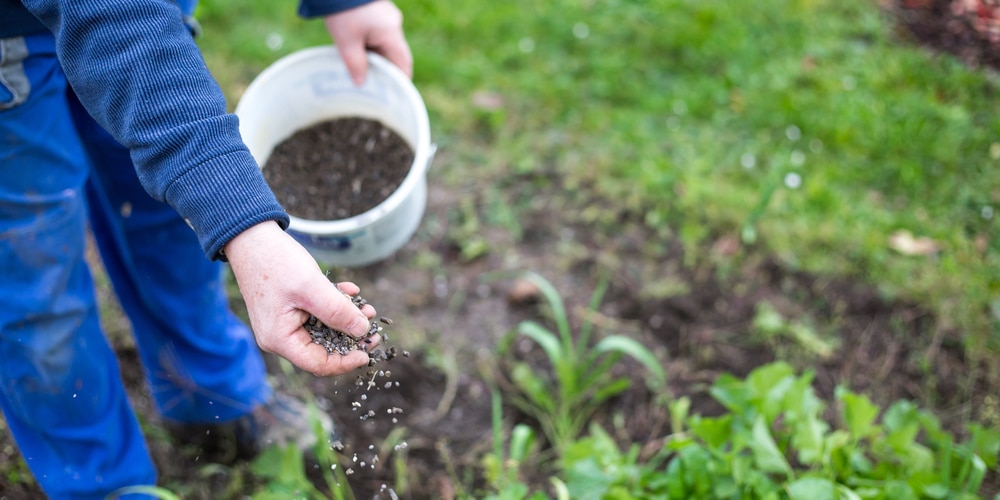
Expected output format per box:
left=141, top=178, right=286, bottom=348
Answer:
left=197, top=0, right=999, bottom=355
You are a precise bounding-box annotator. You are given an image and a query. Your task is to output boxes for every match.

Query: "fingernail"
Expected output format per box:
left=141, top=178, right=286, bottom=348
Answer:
left=348, top=317, right=369, bottom=337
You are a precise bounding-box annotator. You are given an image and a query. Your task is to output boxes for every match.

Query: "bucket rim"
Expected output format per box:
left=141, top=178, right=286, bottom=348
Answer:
left=238, top=45, right=433, bottom=235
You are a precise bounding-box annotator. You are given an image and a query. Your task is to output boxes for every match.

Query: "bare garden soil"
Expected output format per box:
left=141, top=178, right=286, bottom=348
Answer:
left=0, top=2, right=997, bottom=498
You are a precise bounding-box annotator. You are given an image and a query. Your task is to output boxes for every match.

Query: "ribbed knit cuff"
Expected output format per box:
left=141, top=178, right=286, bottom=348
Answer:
left=165, top=150, right=290, bottom=261
left=298, top=0, right=374, bottom=18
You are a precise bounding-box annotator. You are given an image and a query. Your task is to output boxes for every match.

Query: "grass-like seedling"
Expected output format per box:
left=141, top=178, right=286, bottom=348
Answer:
left=498, top=271, right=666, bottom=451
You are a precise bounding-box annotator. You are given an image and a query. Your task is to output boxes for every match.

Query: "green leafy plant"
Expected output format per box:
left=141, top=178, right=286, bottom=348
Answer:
left=751, top=302, right=840, bottom=360
left=560, top=423, right=672, bottom=500
left=497, top=271, right=667, bottom=451
left=247, top=375, right=356, bottom=500
left=480, top=390, right=551, bottom=500
left=249, top=443, right=327, bottom=500
left=558, top=361, right=1000, bottom=499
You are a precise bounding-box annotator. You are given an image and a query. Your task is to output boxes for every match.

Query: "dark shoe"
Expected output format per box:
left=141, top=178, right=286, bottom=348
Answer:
left=232, top=392, right=337, bottom=456
left=164, top=392, right=338, bottom=461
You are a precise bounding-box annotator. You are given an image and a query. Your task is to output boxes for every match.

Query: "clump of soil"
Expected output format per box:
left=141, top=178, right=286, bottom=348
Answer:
left=893, top=0, right=1000, bottom=70
left=263, top=117, right=414, bottom=220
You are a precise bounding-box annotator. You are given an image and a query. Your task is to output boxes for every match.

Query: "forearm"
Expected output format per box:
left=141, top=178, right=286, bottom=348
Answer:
left=21, top=0, right=288, bottom=259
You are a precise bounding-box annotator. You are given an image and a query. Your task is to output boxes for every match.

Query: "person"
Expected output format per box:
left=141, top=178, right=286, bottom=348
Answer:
left=0, top=0, right=413, bottom=497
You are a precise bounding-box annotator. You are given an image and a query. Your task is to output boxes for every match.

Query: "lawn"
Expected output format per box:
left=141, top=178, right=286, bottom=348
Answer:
left=199, top=0, right=999, bottom=352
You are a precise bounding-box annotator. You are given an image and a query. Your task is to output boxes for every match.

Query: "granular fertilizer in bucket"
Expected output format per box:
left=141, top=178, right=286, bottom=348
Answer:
left=263, top=117, right=414, bottom=221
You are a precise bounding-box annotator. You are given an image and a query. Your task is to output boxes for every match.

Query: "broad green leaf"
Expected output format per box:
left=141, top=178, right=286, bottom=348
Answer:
left=882, top=419, right=921, bottom=456
left=881, top=481, right=919, bottom=500
left=663, top=451, right=690, bottom=499
left=712, top=477, right=739, bottom=498
left=746, top=362, right=795, bottom=398
left=689, top=414, right=733, bottom=449
left=786, top=476, right=836, bottom=500
left=593, top=335, right=666, bottom=388
left=250, top=444, right=303, bottom=480
left=747, top=362, right=796, bottom=421
left=792, top=413, right=828, bottom=466
left=564, top=458, right=614, bottom=500
left=836, top=484, right=863, bottom=500
left=732, top=454, right=752, bottom=485
left=917, top=410, right=949, bottom=445
left=784, top=370, right=823, bottom=423
left=837, top=388, right=880, bottom=438
left=881, top=439, right=934, bottom=473
left=680, top=446, right=715, bottom=497
left=882, top=400, right=918, bottom=432
left=968, top=423, right=1000, bottom=469
left=750, top=416, right=792, bottom=476
left=922, top=482, right=950, bottom=499
left=760, top=375, right=796, bottom=423
left=711, top=373, right=752, bottom=415
left=849, top=447, right=874, bottom=475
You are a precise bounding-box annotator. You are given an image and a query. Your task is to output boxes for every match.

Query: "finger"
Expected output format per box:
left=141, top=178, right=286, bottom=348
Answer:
left=336, top=281, right=377, bottom=319
left=275, top=329, right=367, bottom=373
left=361, top=333, right=381, bottom=351
left=336, top=40, right=369, bottom=86
left=372, top=35, right=413, bottom=79
left=336, top=281, right=361, bottom=296
left=312, top=282, right=372, bottom=337
left=275, top=338, right=371, bottom=376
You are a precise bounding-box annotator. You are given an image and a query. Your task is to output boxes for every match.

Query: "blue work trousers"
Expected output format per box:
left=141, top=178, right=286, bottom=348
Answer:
left=0, top=32, right=271, bottom=499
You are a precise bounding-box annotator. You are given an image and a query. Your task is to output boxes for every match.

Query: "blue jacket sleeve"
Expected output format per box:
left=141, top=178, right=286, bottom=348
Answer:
left=20, top=0, right=290, bottom=260
left=298, top=0, right=375, bottom=18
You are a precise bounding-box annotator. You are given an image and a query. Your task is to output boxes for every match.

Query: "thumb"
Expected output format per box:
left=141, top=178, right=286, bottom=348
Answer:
left=337, top=40, right=369, bottom=86
left=310, top=281, right=372, bottom=338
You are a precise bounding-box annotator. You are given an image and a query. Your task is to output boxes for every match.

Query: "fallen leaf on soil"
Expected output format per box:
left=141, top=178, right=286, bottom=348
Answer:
left=506, top=278, right=542, bottom=305
left=888, top=230, right=941, bottom=256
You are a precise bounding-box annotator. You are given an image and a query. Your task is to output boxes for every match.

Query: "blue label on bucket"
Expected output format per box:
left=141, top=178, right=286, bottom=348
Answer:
left=291, top=229, right=368, bottom=252
left=316, top=236, right=352, bottom=251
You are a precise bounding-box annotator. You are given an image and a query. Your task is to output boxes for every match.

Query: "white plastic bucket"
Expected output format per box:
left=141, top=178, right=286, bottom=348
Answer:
left=235, top=46, right=434, bottom=267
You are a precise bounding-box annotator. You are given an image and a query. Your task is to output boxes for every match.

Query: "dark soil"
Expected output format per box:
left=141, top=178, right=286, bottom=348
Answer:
left=1, top=4, right=998, bottom=500
left=893, top=0, right=1000, bottom=71
left=263, top=117, right=414, bottom=220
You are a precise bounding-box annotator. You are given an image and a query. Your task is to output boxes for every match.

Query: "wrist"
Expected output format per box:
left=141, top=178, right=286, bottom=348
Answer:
left=223, top=220, right=284, bottom=261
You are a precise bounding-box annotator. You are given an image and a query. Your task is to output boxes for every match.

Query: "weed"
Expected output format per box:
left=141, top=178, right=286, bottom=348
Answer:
left=496, top=271, right=666, bottom=451
left=480, top=390, right=546, bottom=499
